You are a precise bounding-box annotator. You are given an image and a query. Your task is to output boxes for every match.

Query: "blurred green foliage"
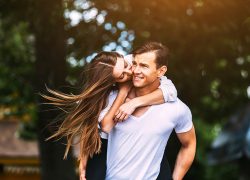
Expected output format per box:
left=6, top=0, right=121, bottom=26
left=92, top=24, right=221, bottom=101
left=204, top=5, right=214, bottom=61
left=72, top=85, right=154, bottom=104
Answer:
left=0, top=19, right=37, bottom=138
left=0, top=0, right=250, bottom=179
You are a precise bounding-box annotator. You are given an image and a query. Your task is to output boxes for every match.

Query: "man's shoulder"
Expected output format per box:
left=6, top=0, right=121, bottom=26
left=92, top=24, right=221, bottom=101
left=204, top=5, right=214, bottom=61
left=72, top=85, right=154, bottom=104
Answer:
left=176, top=98, right=190, bottom=109
left=173, top=98, right=192, bottom=119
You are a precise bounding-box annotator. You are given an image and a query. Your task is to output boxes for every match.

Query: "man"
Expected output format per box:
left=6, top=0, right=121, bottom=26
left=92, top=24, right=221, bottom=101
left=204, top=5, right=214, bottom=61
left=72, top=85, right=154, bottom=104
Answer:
left=80, top=50, right=176, bottom=180
left=103, top=42, right=196, bottom=180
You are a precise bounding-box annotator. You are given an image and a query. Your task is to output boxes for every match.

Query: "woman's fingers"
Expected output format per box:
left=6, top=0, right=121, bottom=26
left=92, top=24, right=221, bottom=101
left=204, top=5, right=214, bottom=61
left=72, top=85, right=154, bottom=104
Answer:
left=119, top=113, right=127, bottom=122
left=80, top=170, right=86, bottom=180
left=114, top=111, right=128, bottom=122
left=114, top=111, right=122, bottom=122
left=124, top=114, right=129, bottom=120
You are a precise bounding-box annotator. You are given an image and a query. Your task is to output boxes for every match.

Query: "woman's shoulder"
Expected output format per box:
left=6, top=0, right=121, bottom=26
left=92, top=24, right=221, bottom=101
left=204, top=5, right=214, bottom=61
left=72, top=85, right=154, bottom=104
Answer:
left=110, top=89, right=118, bottom=96
left=107, top=90, right=118, bottom=102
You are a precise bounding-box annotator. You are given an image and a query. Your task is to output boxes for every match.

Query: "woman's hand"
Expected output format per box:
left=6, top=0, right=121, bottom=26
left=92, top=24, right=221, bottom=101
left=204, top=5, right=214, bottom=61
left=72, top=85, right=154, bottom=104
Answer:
left=114, top=98, right=138, bottom=122
left=79, top=159, right=87, bottom=180
left=114, top=81, right=133, bottom=122
left=79, top=170, right=86, bottom=180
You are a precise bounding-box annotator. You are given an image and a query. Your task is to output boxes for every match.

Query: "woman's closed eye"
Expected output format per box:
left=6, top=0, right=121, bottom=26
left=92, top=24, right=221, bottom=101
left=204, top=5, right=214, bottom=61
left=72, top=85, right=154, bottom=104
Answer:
left=119, top=73, right=125, bottom=79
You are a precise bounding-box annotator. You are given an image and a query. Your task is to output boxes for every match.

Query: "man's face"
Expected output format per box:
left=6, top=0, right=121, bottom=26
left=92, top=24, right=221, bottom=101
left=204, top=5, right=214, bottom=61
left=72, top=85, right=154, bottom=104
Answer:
left=132, top=52, right=159, bottom=88
left=112, top=57, right=132, bottom=82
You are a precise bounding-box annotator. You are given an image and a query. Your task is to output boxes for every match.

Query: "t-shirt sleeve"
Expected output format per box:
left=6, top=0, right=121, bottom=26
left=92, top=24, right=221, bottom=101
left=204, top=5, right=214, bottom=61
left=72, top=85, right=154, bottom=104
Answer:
left=174, top=106, right=193, bottom=133
left=159, top=76, right=177, bottom=102
left=98, top=90, right=118, bottom=123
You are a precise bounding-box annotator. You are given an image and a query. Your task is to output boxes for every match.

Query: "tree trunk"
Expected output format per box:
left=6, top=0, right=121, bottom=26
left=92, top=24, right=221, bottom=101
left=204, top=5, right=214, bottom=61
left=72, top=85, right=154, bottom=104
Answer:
left=33, top=0, right=77, bottom=179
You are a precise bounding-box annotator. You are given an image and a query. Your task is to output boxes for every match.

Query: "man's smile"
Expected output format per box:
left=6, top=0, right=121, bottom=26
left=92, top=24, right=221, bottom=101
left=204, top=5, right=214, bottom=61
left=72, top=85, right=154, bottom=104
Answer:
left=133, top=75, right=144, bottom=81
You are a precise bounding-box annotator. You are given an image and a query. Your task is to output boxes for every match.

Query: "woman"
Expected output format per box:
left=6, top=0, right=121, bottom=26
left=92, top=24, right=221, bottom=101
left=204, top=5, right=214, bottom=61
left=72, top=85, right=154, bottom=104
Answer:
left=43, top=51, right=175, bottom=180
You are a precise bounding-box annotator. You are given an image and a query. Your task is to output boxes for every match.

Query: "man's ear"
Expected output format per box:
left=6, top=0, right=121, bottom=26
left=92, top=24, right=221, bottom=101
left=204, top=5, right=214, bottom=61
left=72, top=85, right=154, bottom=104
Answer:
left=157, top=65, right=167, bottom=77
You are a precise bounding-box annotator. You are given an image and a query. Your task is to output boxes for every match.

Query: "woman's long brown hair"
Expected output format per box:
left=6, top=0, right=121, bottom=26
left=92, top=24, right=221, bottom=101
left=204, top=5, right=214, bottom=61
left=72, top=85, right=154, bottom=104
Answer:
left=42, top=51, right=122, bottom=161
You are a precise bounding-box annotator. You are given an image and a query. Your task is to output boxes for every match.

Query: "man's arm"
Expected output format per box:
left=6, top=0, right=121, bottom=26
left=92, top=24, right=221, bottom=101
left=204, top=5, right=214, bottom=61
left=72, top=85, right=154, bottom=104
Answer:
left=172, top=126, right=196, bottom=180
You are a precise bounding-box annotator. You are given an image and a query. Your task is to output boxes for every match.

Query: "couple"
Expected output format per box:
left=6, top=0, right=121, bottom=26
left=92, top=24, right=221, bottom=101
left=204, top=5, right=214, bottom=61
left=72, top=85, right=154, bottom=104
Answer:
left=44, top=42, right=196, bottom=180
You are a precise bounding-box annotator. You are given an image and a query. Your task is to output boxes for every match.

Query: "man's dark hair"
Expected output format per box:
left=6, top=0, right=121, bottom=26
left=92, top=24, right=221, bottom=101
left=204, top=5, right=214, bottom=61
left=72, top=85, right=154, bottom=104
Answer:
left=132, top=42, right=169, bottom=68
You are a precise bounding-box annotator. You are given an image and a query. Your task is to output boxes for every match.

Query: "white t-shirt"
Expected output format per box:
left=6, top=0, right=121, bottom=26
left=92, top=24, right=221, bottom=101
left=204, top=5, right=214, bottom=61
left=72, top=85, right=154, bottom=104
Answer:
left=98, top=91, right=118, bottom=139
left=104, top=91, right=193, bottom=180
left=98, top=74, right=177, bottom=139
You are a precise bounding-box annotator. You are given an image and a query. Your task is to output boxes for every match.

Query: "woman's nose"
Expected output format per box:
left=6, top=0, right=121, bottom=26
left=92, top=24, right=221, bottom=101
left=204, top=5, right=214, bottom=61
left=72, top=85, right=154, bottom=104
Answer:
left=125, top=68, right=132, bottom=75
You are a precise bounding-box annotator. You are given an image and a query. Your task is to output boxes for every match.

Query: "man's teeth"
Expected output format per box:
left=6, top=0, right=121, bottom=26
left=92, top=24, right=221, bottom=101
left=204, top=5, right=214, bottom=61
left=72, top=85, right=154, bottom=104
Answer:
left=134, top=76, right=143, bottom=80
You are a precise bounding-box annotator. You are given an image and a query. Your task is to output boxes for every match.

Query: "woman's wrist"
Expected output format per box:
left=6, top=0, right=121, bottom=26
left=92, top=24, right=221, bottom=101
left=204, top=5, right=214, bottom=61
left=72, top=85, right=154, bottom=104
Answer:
left=118, top=89, right=129, bottom=97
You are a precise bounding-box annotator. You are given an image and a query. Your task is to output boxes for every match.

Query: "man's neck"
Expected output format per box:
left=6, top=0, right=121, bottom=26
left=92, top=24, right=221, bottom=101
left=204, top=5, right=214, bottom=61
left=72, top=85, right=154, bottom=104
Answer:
left=134, top=79, right=160, bottom=97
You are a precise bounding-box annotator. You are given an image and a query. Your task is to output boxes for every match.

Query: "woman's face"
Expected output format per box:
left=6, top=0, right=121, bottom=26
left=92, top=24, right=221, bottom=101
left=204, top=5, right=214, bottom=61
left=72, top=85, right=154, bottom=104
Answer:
left=112, top=57, right=132, bottom=82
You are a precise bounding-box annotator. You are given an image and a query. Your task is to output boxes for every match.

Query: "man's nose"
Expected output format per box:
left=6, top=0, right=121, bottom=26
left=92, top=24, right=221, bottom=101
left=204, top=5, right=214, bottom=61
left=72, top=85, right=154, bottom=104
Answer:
left=133, top=65, right=141, bottom=74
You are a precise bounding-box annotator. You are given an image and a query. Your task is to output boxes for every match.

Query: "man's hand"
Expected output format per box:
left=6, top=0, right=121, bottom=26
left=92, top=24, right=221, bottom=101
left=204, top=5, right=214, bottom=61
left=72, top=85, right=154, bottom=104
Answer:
left=114, top=98, right=138, bottom=122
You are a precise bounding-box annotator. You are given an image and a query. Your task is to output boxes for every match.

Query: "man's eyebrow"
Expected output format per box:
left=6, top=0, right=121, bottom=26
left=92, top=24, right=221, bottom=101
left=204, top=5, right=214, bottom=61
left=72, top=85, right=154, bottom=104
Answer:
left=139, top=62, right=149, bottom=67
